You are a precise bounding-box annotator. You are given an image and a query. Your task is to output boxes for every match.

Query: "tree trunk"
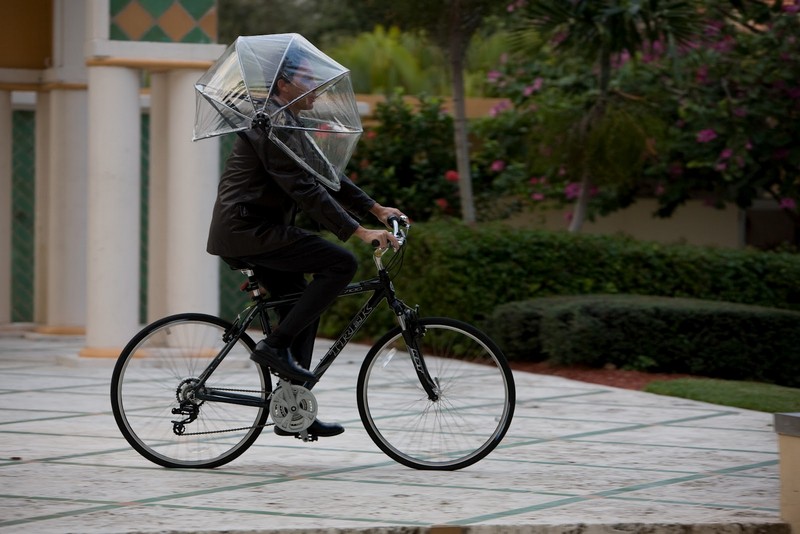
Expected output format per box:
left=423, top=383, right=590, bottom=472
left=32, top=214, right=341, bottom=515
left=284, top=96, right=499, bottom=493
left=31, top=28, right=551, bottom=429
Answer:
left=568, top=172, right=591, bottom=233
left=568, top=44, right=609, bottom=234
left=449, top=25, right=476, bottom=224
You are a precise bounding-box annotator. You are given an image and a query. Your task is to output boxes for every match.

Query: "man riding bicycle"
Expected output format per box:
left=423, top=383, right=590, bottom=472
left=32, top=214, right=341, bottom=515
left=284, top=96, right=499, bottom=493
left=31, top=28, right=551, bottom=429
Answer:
left=206, top=44, right=405, bottom=438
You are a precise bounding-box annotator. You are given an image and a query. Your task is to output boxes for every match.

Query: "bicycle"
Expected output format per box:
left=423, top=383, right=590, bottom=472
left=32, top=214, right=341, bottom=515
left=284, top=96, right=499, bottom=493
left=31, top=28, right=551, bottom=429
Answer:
left=110, top=217, right=515, bottom=470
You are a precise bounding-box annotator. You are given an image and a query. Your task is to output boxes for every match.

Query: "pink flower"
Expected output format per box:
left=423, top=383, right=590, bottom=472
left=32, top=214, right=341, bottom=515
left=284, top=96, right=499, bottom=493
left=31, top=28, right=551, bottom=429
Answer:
left=719, top=148, right=733, bottom=160
left=490, top=160, right=506, bottom=172
left=523, top=77, right=544, bottom=96
left=444, top=170, right=459, bottom=182
left=774, top=148, right=790, bottom=160
left=434, top=198, right=449, bottom=210
left=564, top=182, right=581, bottom=200
left=696, top=129, right=718, bottom=143
left=531, top=193, right=545, bottom=201
left=780, top=198, right=796, bottom=210
left=695, top=65, right=709, bottom=84
left=529, top=177, right=540, bottom=185
left=655, top=184, right=665, bottom=196
left=489, top=100, right=511, bottom=117
left=715, top=162, right=727, bottom=171
left=487, top=70, right=502, bottom=83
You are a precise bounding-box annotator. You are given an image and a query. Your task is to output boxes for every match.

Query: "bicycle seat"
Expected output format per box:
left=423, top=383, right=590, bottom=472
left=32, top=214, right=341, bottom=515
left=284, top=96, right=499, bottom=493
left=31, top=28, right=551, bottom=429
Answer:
left=223, top=257, right=255, bottom=270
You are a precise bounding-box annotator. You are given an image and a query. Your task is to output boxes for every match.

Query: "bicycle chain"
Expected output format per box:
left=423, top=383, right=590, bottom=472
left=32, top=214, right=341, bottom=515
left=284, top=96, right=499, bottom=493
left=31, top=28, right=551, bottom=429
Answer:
left=174, top=386, right=273, bottom=436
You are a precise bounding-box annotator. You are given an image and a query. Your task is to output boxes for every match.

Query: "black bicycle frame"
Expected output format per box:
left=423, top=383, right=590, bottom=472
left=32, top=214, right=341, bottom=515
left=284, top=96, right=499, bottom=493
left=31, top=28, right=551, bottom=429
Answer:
left=194, top=268, right=440, bottom=408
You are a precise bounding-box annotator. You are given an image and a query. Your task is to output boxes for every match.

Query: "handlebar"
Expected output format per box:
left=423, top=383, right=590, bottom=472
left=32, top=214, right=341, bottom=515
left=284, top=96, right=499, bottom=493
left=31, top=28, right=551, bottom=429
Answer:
left=372, top=216, right=409, bottom=264
left=371, top=216, right=409, bottom=250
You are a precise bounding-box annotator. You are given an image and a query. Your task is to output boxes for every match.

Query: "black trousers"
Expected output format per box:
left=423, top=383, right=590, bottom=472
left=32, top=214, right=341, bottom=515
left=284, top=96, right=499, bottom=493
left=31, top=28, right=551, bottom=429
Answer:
left=237, top=236, right=358, bottom=370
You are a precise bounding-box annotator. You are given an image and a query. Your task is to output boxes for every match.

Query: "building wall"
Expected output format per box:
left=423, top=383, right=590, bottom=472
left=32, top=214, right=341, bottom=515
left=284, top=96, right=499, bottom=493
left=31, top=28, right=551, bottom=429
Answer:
left=0, top=0, right=52, bottom=70
left=507, top=199, right=743, bottom=248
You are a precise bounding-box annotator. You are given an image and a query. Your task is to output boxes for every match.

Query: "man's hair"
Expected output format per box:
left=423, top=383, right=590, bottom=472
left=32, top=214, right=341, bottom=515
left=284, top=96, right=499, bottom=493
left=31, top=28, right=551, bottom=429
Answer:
left=276, top=45, right=311, bottom=85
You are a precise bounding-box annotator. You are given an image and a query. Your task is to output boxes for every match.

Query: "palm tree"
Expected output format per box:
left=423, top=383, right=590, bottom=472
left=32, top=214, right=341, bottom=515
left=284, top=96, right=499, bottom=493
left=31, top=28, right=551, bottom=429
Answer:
left=516, top=0, right=703, bottom=231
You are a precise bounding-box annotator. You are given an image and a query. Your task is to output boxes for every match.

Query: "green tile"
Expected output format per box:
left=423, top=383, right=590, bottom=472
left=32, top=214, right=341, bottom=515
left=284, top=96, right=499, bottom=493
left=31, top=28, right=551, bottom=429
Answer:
left=109, top=0, right=132, bottom=17
left=180, top=27, right=211, bottom=44
left=139, top=0, right=173, bottom=19
left=180, top=0, right=215, bottom=21
left=109, top=22, right=130, bottom=41
left=11, top=111, right=35, bottom=323
left=141, top=25, right=171, bottom=42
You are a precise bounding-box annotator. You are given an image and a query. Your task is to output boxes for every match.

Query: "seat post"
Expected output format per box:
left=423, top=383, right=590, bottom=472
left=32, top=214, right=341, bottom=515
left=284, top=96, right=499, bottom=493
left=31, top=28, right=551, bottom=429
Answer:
left=240, top=269, right=262, bottom=300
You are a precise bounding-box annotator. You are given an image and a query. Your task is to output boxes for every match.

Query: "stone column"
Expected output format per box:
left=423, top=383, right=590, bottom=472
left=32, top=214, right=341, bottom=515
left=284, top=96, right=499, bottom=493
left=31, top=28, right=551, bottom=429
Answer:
left=0, top=90, right=11, bottom=324
left=775, top=412, right=800, bottom=532
left=147, top=72, right=169, bottom=322
left=39, top=88, right=88, bottom=334
left=164, top=68, right=219, bottom=317
left=81, top=66, right=140, bottom=356
left=33, top=92, right=51, bottom=325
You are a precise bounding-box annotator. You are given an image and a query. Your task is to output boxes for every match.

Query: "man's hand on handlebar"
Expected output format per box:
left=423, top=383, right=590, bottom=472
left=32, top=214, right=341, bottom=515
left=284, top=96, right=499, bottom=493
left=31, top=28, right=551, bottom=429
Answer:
left=354, top=226, right=400, bottom=250
left=359, top=202, right=407, bottom=250
left=369, top=203, right=407, bottom=230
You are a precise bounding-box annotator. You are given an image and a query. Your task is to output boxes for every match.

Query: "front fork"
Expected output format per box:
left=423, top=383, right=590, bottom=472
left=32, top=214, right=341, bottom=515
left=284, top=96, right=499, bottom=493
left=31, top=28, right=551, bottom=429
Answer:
left=393, top=301, right=440, bottom=401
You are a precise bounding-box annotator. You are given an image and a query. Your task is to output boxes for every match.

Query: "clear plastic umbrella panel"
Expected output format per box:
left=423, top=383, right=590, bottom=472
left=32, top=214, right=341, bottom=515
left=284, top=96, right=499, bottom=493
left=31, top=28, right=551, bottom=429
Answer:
left=193, top=33, right=362, bottom=190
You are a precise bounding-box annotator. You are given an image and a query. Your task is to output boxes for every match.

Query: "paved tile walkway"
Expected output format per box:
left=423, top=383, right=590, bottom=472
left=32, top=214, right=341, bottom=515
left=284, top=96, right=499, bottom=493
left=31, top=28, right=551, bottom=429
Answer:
left=0, top=328, right=788, bottom=533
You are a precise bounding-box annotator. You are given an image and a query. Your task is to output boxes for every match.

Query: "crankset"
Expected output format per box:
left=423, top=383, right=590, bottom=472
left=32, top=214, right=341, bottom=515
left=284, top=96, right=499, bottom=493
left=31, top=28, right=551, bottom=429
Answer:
left=269, top=379, right=318, bottom=441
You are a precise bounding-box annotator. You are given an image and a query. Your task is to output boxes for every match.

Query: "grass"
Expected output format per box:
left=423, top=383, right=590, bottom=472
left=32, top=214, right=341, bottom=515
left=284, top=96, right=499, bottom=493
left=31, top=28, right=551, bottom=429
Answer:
left=644, top=378, right=800, bottom=413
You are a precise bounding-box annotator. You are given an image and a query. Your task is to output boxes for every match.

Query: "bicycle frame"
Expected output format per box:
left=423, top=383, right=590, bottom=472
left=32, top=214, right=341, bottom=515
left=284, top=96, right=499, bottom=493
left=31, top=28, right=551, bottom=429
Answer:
left=193, top=245, right=440, bottom=410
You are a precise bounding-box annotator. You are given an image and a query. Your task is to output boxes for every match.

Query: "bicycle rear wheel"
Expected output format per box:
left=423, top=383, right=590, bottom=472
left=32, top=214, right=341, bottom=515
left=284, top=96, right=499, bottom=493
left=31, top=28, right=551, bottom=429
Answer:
left=111, top=313, right=269, bottom=468
left=357, top=317, right=515, bottom=470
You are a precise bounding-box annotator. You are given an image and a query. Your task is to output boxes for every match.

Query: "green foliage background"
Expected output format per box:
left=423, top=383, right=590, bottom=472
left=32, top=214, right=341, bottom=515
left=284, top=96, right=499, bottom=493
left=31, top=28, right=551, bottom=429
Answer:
left=318, top=221, right=800, bottom=339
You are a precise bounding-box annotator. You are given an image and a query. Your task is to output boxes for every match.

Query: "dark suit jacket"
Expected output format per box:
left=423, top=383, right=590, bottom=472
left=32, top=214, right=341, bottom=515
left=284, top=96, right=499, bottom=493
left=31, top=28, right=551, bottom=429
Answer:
left=206, top=126, right=375, bottom=258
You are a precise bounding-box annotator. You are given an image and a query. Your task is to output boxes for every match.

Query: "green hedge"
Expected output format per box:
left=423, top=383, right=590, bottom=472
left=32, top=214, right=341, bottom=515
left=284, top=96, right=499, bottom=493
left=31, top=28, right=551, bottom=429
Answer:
left=318, top=220, right=800, bottom=342
left=483, top=294, right=800, bottom=388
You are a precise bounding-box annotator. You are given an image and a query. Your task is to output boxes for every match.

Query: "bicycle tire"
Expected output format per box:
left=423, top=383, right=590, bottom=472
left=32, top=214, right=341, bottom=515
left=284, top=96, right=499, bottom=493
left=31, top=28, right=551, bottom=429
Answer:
left=111, top=313, right=269, bottom=468
left=357, top=317, right=515, bottom=470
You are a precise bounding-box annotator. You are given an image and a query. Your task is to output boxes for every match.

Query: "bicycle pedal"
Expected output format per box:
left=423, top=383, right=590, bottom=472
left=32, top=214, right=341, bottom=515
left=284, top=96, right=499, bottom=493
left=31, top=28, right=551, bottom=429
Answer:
left=297, top=431, right=318, bottom=442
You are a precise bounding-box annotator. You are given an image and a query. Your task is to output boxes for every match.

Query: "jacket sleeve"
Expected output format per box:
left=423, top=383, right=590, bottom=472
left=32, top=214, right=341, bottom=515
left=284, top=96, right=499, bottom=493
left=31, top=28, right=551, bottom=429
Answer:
left=330, top=173, right=376, bottom=219
left=252, top=130, right=363, bottom=242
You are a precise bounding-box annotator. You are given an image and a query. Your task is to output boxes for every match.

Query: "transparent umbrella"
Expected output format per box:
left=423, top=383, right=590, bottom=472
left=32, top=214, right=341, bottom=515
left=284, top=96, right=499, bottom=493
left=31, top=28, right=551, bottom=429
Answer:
left=193, top=33, right=362, bottom=190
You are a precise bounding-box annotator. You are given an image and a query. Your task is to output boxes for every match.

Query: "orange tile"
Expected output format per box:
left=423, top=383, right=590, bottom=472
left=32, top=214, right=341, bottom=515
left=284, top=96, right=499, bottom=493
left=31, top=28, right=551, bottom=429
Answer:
left=114, top=1, right=154, bottom=41
left=158, top=3, right=195, bottom=42
left=198, top=9, right=218, bottom=42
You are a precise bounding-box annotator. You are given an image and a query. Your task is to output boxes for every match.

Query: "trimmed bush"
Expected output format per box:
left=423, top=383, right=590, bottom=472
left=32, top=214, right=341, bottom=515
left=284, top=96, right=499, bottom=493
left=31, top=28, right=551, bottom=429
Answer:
left=486, top=294, right=800, bottom=388
left=317, top=220, right=800, bottom=347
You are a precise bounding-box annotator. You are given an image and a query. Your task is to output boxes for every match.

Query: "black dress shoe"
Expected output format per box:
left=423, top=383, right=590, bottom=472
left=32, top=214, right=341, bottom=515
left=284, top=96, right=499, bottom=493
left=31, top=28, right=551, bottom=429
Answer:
left=274, top=419, right=345, bottom=438
left=250, top=341, right=317, bottom=383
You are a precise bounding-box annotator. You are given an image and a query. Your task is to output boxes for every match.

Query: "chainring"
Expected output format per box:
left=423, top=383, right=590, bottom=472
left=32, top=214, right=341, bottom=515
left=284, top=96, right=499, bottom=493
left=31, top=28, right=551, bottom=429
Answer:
left=269, top=383, right=318, bottom=433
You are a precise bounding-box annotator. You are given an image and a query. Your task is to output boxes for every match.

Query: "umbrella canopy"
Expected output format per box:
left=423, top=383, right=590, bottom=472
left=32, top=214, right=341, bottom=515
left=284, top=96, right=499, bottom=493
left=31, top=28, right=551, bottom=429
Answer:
left=193, top=33, right=362, bottom=190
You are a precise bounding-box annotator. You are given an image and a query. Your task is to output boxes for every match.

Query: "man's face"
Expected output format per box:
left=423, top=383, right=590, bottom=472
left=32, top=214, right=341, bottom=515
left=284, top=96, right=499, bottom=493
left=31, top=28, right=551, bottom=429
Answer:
left=280, top=63, right=316, bottom=112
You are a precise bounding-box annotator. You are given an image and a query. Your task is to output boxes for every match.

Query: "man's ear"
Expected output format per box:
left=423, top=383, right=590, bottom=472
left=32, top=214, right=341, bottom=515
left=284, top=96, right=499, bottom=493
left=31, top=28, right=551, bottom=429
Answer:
left=275, top=77, right=289, bottom=94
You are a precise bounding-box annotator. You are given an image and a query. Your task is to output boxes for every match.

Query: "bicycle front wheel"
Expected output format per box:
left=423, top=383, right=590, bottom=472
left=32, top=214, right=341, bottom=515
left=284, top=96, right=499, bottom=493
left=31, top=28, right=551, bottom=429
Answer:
left=357, top=317, right=515, bottom=470
left=111, top=313, right=269, bottom=468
